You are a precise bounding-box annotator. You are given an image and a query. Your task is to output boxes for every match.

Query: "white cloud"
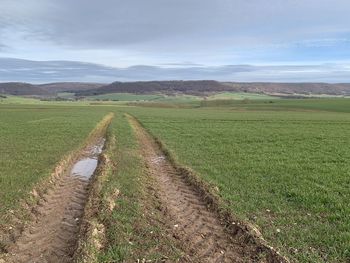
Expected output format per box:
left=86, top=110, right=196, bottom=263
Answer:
left=0, top=0, right=350, bottom=69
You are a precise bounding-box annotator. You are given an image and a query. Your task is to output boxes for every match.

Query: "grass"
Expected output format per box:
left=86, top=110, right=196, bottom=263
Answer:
left=207, top=92, right=278, bottom=100
left=0, top=95, right=92, bottom=105
left=2, top=97, right=350, bottom=262
left=126, top=105, right=350, bottom=262
left=97, top=113, right=143, bottom=261
left=87, top=92, right=201, bottom=105
left=267, top=98, right=350, bottom=113
left=87, top=92, right=273, bottom=104
left=154, top=94, right=201, bottom=102
left=0, top=95, right=41, bottom=104
left=57, top=92, right=76, bottom=99
left=199, top=98, right=350, bottom=113
left=94, top=113, right=182, bottom=262
left=0, top=105, right=110, bottom=223
left=87, top=93, right=164, bottom=101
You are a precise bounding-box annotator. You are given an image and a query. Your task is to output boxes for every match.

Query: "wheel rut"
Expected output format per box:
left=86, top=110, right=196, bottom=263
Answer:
left=4, top=138, right=105, bottom=263
left=129, top=115, right=280, bottom=263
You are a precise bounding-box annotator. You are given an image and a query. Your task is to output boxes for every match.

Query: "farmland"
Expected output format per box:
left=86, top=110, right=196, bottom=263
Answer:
left=126, top=104, right=350, bottom=262
left=206, top=92, right=278, bottom=100
left=87, top=93, right=164, bottom=101
left=0, top=105, right=110, bottom=223
left=2, top=1, right=350, bottom=262
left=0, top=98, right=349, bottom=262
left=199, top=98, right=350, bottom=113
left=89, top=113, right=183, bottom=262
left=86, top=92, right=202, bottom=103
left=86, top=91, right=274, bottom=102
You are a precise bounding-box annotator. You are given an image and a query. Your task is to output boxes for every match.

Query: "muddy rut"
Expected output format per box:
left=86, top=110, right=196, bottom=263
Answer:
left=129, top=116, right=282, bottom=263
left=5, top=139, right=105, bottom=263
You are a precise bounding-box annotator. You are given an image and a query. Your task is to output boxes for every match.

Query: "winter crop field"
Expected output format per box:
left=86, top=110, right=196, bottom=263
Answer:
left=1, top=98, right=350, bottom=262
left=126, top=102, right=350, bottom=262
left=0, top=105, right=110, bottom=222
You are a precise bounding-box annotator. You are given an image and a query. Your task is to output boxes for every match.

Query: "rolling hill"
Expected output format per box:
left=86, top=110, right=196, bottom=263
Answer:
left=77, top=81, right=350, bottom=97
left=2, top=80, right=350, bottom=97
left=76, top=80, right=235, bottom=96
left=0, top=82, right=104, bottom=96
left=224, top=82, right=350, bottom=95
left=0, top=82, right=50, bottom=96
left=39, top=82, right=104, bottom=93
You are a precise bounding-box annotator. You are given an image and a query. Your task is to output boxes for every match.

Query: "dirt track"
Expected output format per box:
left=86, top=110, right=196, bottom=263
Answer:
left=128, top=116, right=275, bottom=263
left=4, top=140, right=105, bottom=263
left=2, top=112, right=285, bottom=263
left=7, top=176, right=89, bottom=263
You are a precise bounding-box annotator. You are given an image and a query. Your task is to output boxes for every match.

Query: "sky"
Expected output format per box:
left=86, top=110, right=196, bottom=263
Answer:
left=1, top=0, right=350, bottom=82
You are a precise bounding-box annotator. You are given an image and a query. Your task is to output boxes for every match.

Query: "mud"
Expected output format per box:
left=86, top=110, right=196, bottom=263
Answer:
left=4, top=138, right=105, bottom=263
left=129, top=115, right=285, bottom=263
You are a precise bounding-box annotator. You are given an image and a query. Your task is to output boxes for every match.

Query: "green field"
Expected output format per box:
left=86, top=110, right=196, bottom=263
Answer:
left=126, top=105, right=350, bottom=262
left=57, top=92, right=76, bottom=99
left=0, top=105, right=110, bottom=221
left=199, top=97, right=350, bottom=112
left=0, top=95, right=92, bottom=105
left=0, top=95, right=42, bottom=104
left=86, top=92, right=201, bottom=103
left=87, top=93, right=164, bottom=101
left=266, top=98, right=350, bottom=113
left=207, top=92, right=278, bottom=100
left=1, top=98, right=350, bottom=262
left=87, top=91, right=275, bottom=103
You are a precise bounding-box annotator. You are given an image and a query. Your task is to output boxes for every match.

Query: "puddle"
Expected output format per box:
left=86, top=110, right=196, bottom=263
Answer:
left=71, top=158, right=98, bottom=179
left=71, top=138, right=105, bottom=180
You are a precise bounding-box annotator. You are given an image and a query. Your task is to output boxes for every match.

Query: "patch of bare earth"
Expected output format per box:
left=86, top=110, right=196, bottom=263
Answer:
left=3, top=139, right=106, bottom=263
left=128, top=115, right=287, bottom=263
left=7, top=175, right=89, bottom=263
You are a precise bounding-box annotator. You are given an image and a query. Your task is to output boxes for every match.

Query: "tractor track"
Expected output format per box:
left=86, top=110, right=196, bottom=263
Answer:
left=129, top=115, right=284, bottom=263
left=7, top=175, right=89, bottom=263
left=4, top=138, right=106, bottom=263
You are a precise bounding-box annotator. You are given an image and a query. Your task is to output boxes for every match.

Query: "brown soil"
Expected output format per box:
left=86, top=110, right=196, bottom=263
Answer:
left=0, top=114, right=115, bottom=263
left=128, top=115, right=287, bottom=263
left=5, top=174, right=89, bottom=263
left=2, top=136, right=108, bottom=263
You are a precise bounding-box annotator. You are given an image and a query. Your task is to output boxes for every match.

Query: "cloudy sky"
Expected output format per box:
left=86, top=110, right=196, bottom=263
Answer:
left=1, top=0, right=350, bottom=82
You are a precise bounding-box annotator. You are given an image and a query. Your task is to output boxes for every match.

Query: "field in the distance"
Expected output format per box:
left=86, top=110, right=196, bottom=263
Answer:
left=84, top=91, right=277, bottom=102
left=126, top=102, right=350, bottom=262
left=206, top=92, right=278, bottom=100
left=200, top=98, right=350, bottom=113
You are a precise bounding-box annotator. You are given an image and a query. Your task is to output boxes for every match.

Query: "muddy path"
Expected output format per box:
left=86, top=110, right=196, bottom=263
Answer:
left=128, top=115, right=286, bottom=263
left=4, top=138, right=105, bottom=263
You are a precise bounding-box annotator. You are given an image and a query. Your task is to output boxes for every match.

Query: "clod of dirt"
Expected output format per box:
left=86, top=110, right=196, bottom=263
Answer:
left=91, top=223, right=105, bottom=250
left=106, top=188, right=120, bottom=212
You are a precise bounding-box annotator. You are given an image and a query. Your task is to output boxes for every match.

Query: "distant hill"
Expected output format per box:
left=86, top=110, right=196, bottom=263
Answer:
left=77, top=81, right=350, bottom=97
left=0, top=82, right=50, bottom=96
left=224, top=82, right=350, bottom=96
left=0, top=82, right=104, bottom=96
left=77, top=80, right=232, bottom=96
left=38, top=82, right=104, bottom=93
left=2, top=80, right=350, bottom=97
